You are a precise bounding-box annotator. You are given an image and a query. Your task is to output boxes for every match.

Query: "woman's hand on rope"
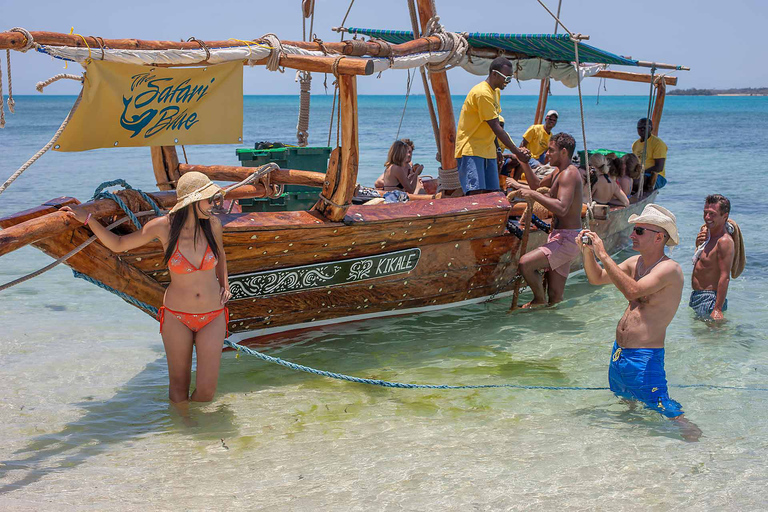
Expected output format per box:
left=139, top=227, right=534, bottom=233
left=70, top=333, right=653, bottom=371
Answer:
left=60, top=205, right=89, bottom=223
left=220, top=286, right=232, bottom=305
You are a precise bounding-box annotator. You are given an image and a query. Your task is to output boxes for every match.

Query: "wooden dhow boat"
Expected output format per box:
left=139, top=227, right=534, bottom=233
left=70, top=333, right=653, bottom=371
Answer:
left=0, top=2, right=687, bottom=345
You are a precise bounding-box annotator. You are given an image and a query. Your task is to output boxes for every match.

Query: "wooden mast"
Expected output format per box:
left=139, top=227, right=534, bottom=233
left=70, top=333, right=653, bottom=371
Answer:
left=651, top=79, right=666, bottom=135
left=415, top=0, right=458, bottom=192
left=150, top=146, right=181, bottom=190
left=313, top=74, right=359, bottom=221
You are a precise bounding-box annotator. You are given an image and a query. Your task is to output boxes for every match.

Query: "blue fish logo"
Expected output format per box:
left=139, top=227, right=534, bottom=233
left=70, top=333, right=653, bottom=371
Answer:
left=120, top=95, right=157, bottom=138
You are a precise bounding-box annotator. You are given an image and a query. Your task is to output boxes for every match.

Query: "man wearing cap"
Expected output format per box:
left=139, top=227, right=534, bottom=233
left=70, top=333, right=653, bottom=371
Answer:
left=579, top=204, right=701, bottom=441
left=455, top=57, right=530, bottom=195
left=632, top=118, right=667, bottom=191
left=520, top=110, right=558, bottom=167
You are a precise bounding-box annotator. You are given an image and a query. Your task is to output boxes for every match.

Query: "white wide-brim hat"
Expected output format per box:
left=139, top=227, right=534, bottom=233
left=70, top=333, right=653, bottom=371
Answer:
left=628, top=203, right=679, bottom=246
left=169, top=172, right=223, bottom=214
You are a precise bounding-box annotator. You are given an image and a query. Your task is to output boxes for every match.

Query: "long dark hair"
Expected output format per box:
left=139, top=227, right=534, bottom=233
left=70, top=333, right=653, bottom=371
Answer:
left=163, top=203, right=219, bottom=265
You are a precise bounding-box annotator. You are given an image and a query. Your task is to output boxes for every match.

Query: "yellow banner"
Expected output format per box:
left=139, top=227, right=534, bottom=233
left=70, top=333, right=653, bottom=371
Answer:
left=55, top=61, right=243, bottom=152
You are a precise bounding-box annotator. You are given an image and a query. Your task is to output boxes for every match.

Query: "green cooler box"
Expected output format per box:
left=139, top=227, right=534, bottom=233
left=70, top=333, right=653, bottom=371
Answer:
left=235, top=146, right=332, bottom=212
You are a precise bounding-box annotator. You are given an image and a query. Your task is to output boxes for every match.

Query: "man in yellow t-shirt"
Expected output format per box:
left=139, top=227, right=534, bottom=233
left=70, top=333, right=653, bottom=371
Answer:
left=632, top=117, right=667, bottom=190
left=521, top=109, right=558, bottom=166
left=455, top=57, right=529, bottom=195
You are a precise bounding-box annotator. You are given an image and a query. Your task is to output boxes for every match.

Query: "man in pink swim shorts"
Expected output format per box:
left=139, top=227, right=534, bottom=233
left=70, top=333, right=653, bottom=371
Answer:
left=515, top=132, right=584, bottom=307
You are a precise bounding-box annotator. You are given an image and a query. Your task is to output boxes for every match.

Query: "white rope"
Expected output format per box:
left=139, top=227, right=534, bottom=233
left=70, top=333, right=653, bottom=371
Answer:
left=0, top=51, right=5, bottom=129
left=9, top=27, right=36, bottom=52
left=296, top=70, right=311, bottom=147
left=6, top=50, right=14, bottom=113
left=0, top=78, right=84, bottom=197
left=35, top=73, right=83, bottom=93
left=636, top=67, right=657, bottom=196
left=260, top=33, right=286, bottom=72
left=573, top=39, right=593, bottom=228
left=0, top=210, right=157, bottom=293
left=423, top=16, right=469, bottom=73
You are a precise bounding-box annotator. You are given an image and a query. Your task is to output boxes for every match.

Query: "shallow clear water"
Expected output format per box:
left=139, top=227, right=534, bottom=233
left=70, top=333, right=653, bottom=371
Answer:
left=1, top=94, right=767, bottom=509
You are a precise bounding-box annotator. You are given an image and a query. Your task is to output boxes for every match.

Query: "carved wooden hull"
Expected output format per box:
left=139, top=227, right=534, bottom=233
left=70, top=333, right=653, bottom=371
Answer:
left=0, top=190, right=657, bottom=346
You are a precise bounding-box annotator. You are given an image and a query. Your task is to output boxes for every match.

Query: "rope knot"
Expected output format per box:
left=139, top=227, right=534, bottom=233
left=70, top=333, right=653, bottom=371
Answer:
left=260, top=33, right=286, bottom=73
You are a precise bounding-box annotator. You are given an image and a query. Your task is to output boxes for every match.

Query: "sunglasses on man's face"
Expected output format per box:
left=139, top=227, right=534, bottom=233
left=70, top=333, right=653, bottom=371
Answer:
left=633, top=227, right=662, bottom=236
left=493, top=69, right=513, bottom=84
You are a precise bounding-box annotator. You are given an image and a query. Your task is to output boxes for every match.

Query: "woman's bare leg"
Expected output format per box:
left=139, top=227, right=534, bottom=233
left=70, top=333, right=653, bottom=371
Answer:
left=161, top=312, right=195, bottom=404
left=190, top=313, right=226, bottom=402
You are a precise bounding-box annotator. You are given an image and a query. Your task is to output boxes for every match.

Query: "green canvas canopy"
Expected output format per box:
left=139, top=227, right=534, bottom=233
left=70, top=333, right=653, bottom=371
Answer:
left=346, top=28, right=640, bottom=67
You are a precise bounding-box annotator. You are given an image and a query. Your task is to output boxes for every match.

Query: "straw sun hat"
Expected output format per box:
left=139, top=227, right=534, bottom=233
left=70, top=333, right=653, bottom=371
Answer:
left=628, top=203, right=679, bottom=246
left=169, top=172, right=224, bottom=214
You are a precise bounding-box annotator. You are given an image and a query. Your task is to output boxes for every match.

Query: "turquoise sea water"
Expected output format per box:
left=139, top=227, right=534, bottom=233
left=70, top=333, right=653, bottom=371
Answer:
left=1, top=94, right=767, bottom=509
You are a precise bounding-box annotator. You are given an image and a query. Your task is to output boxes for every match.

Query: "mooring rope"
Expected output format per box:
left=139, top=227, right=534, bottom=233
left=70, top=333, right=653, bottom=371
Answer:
left=0, top=179, right=163, bottom=292
left=225, top=339, right=768, bottom=393
left=0, top=211, right=156, bottom=293
left=0, top=77, right=84, bottom=197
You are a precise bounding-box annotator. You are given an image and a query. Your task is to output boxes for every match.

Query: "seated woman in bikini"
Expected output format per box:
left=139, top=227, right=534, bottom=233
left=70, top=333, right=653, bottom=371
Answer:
left=607, top=153, right=633, bottom=199
left=620, top=152, right=644, bottom=198
left=62, top=172, right=230, bottom=405
left=374, top=139, right=425, bottom=194
left=586, top=153, right=629, bottom=207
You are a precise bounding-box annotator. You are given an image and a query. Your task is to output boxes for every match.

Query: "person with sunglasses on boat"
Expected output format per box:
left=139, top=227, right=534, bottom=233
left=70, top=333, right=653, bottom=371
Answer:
left=515, top=132, right=583, bottom=308
left=520, top=110, right=558, bottom=167
left=632, top=118, right=667, bottom=192
left=454, top=57, right=530, bottom=196
left=61, top=172, right=231, bottom=406
left=578, top=204, right=701, bottom=441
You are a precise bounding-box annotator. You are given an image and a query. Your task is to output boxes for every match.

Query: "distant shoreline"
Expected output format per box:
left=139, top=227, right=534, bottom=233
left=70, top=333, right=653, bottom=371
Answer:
left=669, top=87, right=768, bottom=96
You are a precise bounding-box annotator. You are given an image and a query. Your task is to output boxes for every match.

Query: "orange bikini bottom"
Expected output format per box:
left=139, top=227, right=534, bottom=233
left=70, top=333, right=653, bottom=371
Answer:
left=159, top=306, right=229, bottom=336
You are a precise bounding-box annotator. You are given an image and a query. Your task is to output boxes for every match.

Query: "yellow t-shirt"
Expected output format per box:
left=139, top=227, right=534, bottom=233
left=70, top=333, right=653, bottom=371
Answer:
left=632, top=135, right=667, bottom=177
left=455, top=81, right=501, bottom=160
left=522, top=124, right=551, bottom=159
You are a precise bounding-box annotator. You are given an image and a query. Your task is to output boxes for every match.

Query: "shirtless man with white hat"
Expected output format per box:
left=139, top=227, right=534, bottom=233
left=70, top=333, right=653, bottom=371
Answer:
left=579, top=204, right=701, bottom=441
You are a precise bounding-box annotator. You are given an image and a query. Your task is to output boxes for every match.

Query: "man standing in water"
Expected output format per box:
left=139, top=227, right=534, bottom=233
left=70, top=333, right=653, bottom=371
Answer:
left=691, top=194, right=735, bottom=320
left=516, top=132, right=583, bottom=307
left=454, top=57, right=530, bottom=195
left=579, top=204, right=701, bottom=441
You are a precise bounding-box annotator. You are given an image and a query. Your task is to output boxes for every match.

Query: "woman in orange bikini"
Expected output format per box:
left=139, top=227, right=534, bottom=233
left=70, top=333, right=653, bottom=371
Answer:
left=61, top=172, right=230, bottom=404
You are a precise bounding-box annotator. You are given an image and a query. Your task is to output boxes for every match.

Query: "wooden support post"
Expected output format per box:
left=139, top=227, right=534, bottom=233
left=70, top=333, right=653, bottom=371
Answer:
left=151, top=146, right=181, bottom=190
left=510, top=199, right=534, bottom=311
left=416, top=0, right=458, bottom=179
left=651, top=80, right=666, bottom=135
left=313, top=75, right=358, bottom=221
left=534, top=78, right=550, bottom=125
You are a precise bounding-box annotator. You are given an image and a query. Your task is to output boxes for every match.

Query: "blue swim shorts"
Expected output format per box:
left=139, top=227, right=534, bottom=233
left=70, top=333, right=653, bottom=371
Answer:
left=608, top=341, right=684, bottom=419
left=457, top=156, right=500, bottom=193
left=689, top=289, right=727, bottom=319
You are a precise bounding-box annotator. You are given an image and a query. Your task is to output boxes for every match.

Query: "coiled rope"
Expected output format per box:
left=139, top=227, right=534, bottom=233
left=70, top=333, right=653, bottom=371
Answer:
left=225, top=339, right=768, bottom=393
left=91, top=179, right=163, bottom=229
left=260, top=33, right=286, bottom=73
left=0, top=180, right=163, bottom=293
left=296, top=70, right=311, bottom=147
left=223, top=162, right=282, bottom=199
left=423, top=16, right=469, bottom=73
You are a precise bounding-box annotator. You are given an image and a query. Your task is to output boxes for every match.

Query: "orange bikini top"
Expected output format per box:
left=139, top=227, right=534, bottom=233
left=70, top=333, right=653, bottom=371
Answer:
left=168, top=240, right=217, bottom=274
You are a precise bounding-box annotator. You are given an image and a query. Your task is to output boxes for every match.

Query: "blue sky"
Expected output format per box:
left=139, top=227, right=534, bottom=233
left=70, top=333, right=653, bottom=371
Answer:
left=3, top=0, right=767, bottom=96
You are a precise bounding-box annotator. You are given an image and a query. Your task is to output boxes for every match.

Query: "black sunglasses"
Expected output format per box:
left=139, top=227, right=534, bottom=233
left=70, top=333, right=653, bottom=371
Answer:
left=493, top=69, right=513, bottom=84
left=633, top=227, right=662, bottom=236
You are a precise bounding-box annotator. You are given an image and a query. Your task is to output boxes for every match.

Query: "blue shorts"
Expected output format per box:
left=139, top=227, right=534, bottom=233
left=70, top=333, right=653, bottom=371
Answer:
left=689, top=289, right=727, bottom=318
left=608, top=341, right=684, bottom=419
left=457, top=156, right=499, bottom=193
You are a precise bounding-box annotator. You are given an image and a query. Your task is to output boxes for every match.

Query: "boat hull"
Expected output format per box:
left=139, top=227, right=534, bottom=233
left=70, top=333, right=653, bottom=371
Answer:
left=0, top=191, right=657, bottom=346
